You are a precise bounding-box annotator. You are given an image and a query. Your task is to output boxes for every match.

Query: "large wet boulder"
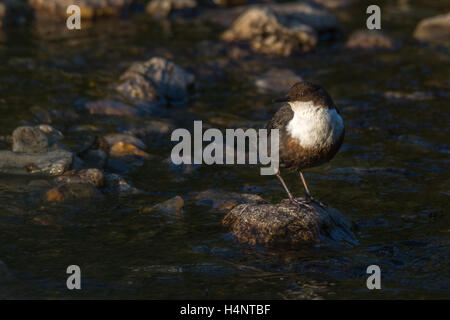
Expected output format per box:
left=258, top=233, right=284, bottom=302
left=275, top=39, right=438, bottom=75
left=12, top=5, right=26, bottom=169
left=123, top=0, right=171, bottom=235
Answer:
left=222, top=7, right=318, bottom=56
left=413, top=13, right=450, bottom=45
left=146, top=0, right=197, bottom=19
left=115, top=57, right=195, bottom=109
left=28, top=0, right=134, bottom=20
left=143, top=195, right=185, bottom=215
left=45, top=182, right=102, bottom=203
left=223, top=198, right=358, bottom=247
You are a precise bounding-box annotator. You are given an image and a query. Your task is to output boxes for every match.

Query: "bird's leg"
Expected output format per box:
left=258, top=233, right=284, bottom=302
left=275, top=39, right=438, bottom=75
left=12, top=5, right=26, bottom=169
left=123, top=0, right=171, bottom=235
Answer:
left=299, top=171, right=312, bottom=201
left=276, top=171, right=302, bottom=206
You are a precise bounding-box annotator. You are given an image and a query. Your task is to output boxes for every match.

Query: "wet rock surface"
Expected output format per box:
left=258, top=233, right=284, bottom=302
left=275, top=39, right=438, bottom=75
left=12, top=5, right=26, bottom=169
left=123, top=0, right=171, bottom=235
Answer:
left=55, top=168, right=105, bottom=188
left=12, top=126, right=49, bottom=153
left=0, top=149, right=73, bottom=176
left=116, top=57, right=195, bottom=109
left=222, top=7, right=318, bottom=56
left=413, top=13, right=450, bottom=44
left=223, top=198, right=358, bottom=247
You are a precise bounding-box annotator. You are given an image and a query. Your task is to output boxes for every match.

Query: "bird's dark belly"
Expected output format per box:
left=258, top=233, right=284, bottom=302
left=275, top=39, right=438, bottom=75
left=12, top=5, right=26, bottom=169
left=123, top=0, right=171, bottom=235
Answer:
left=279, top=130, right=344, bottom=171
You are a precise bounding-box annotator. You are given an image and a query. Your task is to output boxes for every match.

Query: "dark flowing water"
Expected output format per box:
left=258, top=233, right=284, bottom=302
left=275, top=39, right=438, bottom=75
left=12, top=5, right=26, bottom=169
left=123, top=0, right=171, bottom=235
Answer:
left=0, top=1, right=449, bottom=299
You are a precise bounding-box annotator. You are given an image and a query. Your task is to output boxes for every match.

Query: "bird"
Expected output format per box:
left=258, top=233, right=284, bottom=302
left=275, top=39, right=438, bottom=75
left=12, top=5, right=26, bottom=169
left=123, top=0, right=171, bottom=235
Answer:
left=266, top=81, right=345, bottom=206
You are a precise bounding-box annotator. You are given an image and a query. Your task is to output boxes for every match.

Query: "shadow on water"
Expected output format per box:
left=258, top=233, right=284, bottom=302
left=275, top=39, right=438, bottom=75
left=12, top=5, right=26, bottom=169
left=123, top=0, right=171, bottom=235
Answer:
left=0, top=0, right=449, bottom=299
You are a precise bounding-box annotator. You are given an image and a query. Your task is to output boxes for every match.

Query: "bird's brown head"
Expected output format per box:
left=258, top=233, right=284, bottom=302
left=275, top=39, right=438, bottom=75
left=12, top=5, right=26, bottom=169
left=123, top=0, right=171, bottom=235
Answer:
left=274, top=81, right=335, bottom=108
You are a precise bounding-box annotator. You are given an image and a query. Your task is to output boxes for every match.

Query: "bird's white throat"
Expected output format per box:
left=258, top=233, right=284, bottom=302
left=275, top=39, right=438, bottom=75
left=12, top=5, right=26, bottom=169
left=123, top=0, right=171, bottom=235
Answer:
left=286, top=100, right=344, bottom=149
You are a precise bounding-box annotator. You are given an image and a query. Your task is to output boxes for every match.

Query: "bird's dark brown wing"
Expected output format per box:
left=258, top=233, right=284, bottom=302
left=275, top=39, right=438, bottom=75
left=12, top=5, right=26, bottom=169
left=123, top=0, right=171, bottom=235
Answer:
left=266, top=103, right=294, bottom=130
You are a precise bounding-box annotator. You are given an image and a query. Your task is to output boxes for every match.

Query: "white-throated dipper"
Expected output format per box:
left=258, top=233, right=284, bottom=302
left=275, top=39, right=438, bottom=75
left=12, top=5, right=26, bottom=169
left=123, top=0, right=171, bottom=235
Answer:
left=267, top=81, right=344, bottom=205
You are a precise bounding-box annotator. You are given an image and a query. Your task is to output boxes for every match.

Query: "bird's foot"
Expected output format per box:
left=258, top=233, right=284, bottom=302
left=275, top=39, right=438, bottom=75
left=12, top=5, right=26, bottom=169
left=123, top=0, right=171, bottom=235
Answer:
left=289, top=197, right=315, bottom=210
left=304, top=195, right=327, bottom=209
left=289, top=198, right=304, bottom=207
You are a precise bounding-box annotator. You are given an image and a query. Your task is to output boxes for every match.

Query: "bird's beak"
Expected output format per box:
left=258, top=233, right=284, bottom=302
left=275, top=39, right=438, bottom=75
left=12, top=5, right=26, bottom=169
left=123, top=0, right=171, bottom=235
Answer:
left=273, top=96, right=290, bottom=103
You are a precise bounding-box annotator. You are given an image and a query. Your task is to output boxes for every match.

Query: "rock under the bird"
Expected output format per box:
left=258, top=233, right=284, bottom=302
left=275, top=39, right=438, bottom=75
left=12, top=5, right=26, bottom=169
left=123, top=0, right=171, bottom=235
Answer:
left=223, top=198, right=358, bottom=247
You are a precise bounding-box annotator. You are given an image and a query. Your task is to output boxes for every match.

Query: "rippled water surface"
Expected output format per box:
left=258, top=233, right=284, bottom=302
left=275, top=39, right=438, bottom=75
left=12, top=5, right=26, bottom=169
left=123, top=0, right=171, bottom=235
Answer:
left=0, top=1, right=449, bottom=299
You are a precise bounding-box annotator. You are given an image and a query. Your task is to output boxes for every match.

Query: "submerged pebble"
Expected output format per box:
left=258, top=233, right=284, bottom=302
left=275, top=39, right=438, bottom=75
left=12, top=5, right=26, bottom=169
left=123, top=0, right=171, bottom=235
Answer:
left=104, top=134, right=147, bottom=150
left=55, top=168, right=105, bottom=188
left=109, top=141, right=151, bottom=159
left=144, top=195, right=185, bottom=215
left=45, top=182, right=102, bottom=203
